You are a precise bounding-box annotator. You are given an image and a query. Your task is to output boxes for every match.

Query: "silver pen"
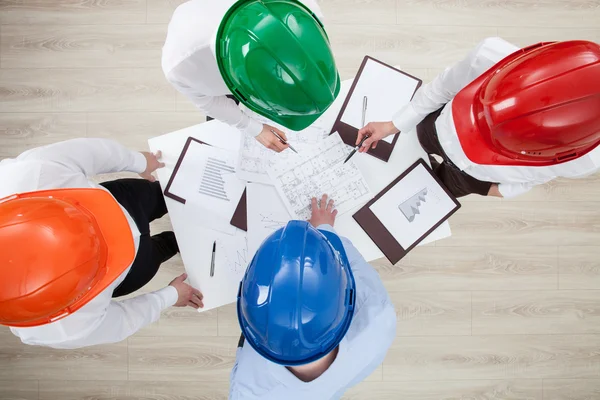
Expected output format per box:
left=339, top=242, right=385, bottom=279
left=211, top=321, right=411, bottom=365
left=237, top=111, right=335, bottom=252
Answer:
left=344, top=96, right=370, bottom=164
left=361, top=95, right=368, bottom=128
left=270, top=129, right=298, bottom=154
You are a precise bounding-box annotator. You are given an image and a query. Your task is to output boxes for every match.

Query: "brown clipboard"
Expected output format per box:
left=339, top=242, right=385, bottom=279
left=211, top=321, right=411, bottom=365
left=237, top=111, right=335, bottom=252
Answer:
left=353, top=159, right=461, bottom=264
left=330, top=56, right=423, bottom=162
left=163, top=136, right=247, bottom=231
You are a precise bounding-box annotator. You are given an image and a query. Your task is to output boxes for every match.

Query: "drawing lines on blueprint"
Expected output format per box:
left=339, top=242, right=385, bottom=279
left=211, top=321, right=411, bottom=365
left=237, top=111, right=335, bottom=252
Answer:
left=269, top=133, right=372, bottom=220
left=218, top=236, right=249, bottom=275
left=237, top=126, right=329, bottom=182
left=260, top=213, right=287, bottom=230
left=199, top=157, right=235, bottom=201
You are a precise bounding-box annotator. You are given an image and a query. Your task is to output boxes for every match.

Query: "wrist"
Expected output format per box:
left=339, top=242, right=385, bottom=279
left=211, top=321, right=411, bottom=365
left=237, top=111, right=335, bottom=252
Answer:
left=387, top=121, right=400, bottom=135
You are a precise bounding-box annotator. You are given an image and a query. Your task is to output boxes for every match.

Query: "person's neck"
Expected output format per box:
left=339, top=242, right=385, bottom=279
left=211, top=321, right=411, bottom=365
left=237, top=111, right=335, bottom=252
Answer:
left=286, top=346, right=340, bottom=383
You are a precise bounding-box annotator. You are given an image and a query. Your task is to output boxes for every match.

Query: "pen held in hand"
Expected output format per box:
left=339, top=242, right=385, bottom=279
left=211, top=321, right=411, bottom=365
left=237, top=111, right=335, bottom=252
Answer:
left=343, top=134, right=370, bottom=164
left=270, top=129, right=298, bottom=154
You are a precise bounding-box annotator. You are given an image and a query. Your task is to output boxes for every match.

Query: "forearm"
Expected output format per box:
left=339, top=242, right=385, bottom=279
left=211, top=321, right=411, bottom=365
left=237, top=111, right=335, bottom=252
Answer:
left=19, top=138, right=147, bottom=177
left=65, top=286, right=178, bottom=348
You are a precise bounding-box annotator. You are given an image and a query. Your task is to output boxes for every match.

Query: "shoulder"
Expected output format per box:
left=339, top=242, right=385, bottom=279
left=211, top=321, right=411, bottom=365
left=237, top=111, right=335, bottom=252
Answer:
left=162, top=0, right=230, bottom=75
left=229, top=344, right=282, bottom=399
left=471, top=37, right=521, bottom=64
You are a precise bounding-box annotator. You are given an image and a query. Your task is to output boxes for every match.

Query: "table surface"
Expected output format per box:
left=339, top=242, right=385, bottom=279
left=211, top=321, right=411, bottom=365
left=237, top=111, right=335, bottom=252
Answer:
left=148, top=78, right=451, bottom=310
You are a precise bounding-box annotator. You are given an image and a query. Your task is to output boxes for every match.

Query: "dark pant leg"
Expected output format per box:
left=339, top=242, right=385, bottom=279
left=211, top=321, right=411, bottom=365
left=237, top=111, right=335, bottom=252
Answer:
left=416, top=107, right=494, bottom=198
left=206, top=95, right=239, bottom=122
left=112, top=232, right=178, bottom=297
left=101, top=179, right=179, bottom=297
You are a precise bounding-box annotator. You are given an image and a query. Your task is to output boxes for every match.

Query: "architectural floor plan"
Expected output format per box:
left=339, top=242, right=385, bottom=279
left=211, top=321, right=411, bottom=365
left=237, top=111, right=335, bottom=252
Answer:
left=268, top=132, right=372, bottom=220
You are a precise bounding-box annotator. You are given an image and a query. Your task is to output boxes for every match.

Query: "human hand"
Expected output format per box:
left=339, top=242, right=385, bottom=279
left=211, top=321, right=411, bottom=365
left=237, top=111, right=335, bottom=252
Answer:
left=255, top=124, right=289, bottom=153
left=169, top=273, right=204, bottom=309
left=356, top=121, right=400, bottom=153
left=308, top=194, right=338, bottom=228
left=487, top=184, right=503, bottom=198
left=139, top=150, right=165, bottom=182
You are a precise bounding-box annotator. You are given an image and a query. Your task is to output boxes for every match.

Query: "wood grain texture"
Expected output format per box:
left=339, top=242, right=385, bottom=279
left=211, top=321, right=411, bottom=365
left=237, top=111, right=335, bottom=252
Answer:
left=327, top=24, right=498, bottom=70
left=0, top=380, right=39, bottom=400
left=2, top=1, right=600, bottom=399
left=0, top=0, right=147, bottom=25
left=0, top=24, right=166, bottom=68
left=146, top=0, right=188, bottom=24
left=395, top=0, right=600, bottom=28
left=384, top=334, right=600, bottom=381
left=38, top=380, right=229, bottom=400
left=437, top=202, right=600, bottom=247
left=543, top=379, right=600, bottom=400
left=217, top=303, right=240, bottom=338
left=558, top=247, right=600, bottom=290
left=86, top=112, right=202, bottom=149
left=373, top=246, right=558, bottom=291
left=0, top=68, right=176, bottom=112
left=0, top=113, right=86, bottom=157
left=320, top=0, right=397, bottom=25
left=136, top=306, right=218, bottom=337
left=128, top=336, right=237, bottom=382
left=497, top=27, right=600, bottom=47
left=0, top=337, right=128, bottom=381
left=472, top=290, right=600, bottom=335
left=391, top=291, right=472, bottom=336
left=342, top=379, right=543, bottom=400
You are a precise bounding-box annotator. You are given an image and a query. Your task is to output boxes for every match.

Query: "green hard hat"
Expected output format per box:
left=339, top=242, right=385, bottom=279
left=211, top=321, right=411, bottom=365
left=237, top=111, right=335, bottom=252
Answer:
left=216, top=0, right=340, bottom=131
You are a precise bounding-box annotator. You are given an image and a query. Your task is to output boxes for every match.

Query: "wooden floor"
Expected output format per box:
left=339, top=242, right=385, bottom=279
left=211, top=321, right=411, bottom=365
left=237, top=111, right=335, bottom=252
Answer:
left=1, top=1, right=600, bottom=399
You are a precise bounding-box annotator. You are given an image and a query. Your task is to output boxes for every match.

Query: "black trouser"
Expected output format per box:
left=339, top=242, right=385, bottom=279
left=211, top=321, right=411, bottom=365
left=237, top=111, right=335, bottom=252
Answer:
left=206, top=95, right=239, bottom=121
left=416, top=106, right=495, bottom=198
left=101, top=179, right=179, bottom=298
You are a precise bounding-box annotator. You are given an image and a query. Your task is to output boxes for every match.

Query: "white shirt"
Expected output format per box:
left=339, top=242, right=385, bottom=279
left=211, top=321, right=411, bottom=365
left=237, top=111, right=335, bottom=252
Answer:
left=162, top=0, right=325, bottom=137
left=229, top=224, right=397, bottom=400
left=393, top=37, right=600, bottom=198
left=1, top=139, right=178, bottom=349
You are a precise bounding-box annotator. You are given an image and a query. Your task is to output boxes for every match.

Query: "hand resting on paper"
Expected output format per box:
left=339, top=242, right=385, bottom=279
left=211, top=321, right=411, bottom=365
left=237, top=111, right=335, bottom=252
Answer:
left=139, top=150, right=166, bottom=182
left=169, top=273, right=204, bottom=309
left=309, top=194, right=338, bottom=227
left=356, top=121, right=400, bottom=153
left=255, top=124, right=290, bottom=153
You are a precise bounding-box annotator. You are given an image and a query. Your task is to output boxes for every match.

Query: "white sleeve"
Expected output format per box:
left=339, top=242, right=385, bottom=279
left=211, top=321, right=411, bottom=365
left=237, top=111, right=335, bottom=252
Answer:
left=65, top=286, right=178, bottom=347
left=392, top=37, right=519, bottom=134
left=165, top=63, right=263, bottom=137
left=497, top=181, right=536, bottom=198
left=18, top=138, right=147, bottom=177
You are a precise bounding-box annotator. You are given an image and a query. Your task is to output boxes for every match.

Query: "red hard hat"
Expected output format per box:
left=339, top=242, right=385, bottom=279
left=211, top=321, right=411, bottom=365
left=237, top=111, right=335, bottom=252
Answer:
left=0, top=189, right=136, bottom=327
left=453, top=40, right=600, bottom=166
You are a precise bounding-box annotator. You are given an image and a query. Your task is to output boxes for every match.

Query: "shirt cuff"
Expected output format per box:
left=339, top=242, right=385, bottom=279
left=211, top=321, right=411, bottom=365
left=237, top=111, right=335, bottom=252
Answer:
left=243, top=119, right=263, bottom=137
left=132, top=151, right=148, bottom=174
left=316, top=224, right=336, bottom=234
left=392, top=103, right=424, bottom=134
left=497, top=183, right=532, bottom=198
left=155, top=286, right=179, bottom=309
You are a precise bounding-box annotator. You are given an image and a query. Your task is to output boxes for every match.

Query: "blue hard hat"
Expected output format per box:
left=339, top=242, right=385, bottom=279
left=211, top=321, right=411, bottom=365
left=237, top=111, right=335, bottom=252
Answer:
left=237, top=221, right=356, bottom=366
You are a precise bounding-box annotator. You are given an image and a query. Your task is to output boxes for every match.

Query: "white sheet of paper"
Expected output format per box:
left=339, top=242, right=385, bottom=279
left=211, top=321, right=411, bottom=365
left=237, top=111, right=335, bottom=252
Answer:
left=268, top=132, right=372, bottom=220
left=168, top=140, right=246, bottom=229
left=246, top=182, right=292, bottom=258
left=369, top=163, right=457, bottom=249
left=341, top=59, right=420, bottom=144
left=178, top=227, right=248, bottom=311
left=236, top=118, right=329, bottom=184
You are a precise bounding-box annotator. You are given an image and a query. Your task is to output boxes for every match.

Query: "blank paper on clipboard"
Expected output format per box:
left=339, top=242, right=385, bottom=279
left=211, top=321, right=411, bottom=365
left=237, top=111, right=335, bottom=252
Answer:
left=340, top=59, right=421, bottom=144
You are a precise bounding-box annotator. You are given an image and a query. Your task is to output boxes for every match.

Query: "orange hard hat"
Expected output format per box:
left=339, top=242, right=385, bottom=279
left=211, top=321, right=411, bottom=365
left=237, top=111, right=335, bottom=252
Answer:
left=453, top=40, right=600, bottom=166
left=0, top=188, right=136, bottom=327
